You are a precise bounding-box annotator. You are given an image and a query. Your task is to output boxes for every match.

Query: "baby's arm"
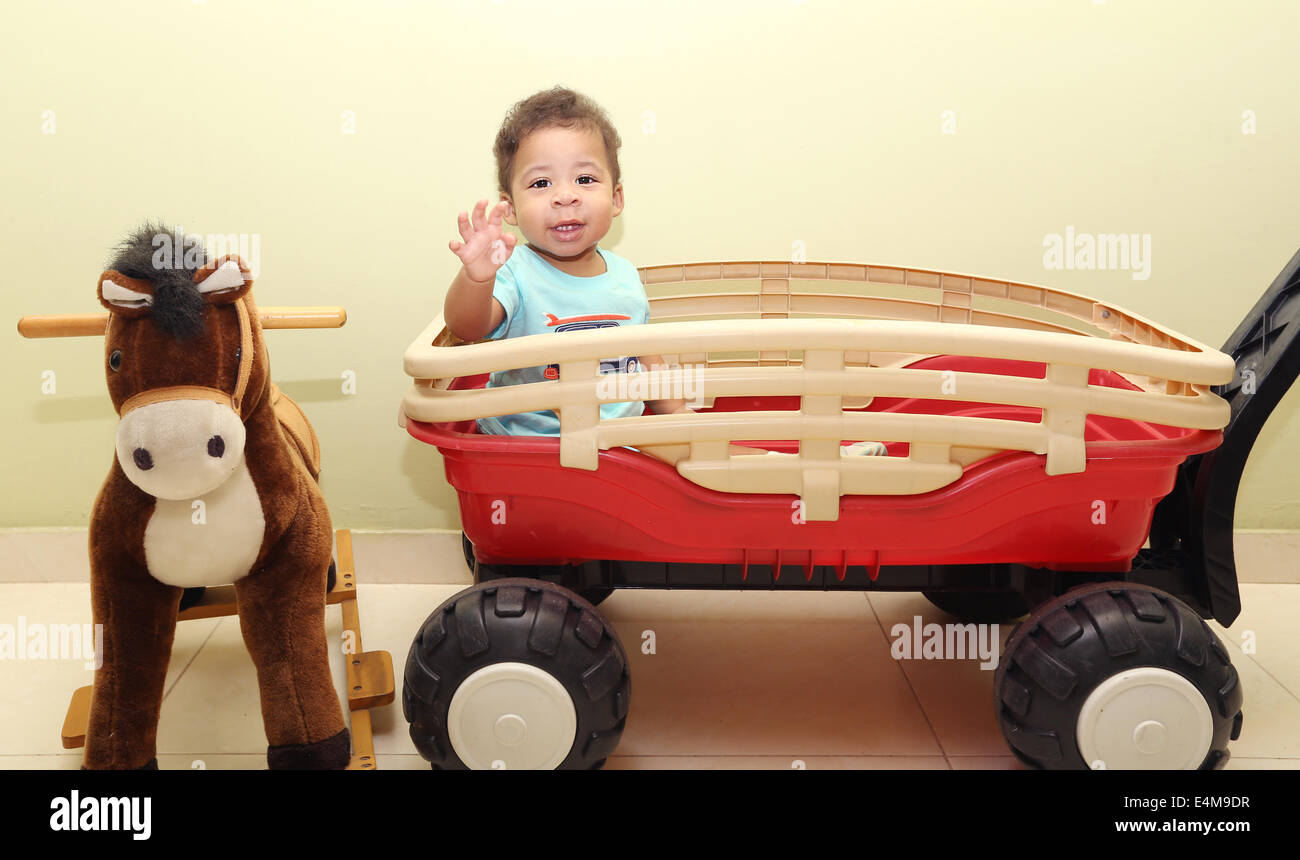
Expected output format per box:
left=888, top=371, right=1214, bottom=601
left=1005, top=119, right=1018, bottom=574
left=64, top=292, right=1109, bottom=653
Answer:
left=444, top=199, right=515, bottom=341
left=638, top=354, right=690, bottom=415
left=638, top=353, right=769, bottom=453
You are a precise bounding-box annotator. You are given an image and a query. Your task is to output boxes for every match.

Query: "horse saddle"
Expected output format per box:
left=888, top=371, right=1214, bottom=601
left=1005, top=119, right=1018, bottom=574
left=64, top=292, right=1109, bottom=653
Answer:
left=269, top=383, right=322, bottom=481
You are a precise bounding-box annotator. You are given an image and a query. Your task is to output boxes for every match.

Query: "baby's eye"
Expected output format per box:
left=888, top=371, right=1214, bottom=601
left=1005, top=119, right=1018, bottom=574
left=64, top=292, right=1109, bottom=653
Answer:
left=577, top=175, right=596, bottom=185
left=529, top=178, right=551, bottom=189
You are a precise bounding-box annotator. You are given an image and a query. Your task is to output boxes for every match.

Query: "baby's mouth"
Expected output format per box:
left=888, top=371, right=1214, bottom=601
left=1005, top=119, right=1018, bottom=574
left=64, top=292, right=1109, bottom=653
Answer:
left=552, top=221, right=585, bottom=240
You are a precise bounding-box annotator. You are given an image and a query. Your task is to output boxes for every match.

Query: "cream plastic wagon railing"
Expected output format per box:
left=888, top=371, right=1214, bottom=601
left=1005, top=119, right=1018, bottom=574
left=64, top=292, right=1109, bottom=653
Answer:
left=403, top=261, right=1234, bottom=521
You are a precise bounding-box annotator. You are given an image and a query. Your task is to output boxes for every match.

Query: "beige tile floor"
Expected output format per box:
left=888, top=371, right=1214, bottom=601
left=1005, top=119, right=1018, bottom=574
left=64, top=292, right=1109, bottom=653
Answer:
left=1, top=533, right=1297, bottom=770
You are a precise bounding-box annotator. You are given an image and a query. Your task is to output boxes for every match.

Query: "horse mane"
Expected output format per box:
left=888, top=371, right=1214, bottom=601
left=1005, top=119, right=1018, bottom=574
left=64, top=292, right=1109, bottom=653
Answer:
left=107, top=222, right=207, bottom=339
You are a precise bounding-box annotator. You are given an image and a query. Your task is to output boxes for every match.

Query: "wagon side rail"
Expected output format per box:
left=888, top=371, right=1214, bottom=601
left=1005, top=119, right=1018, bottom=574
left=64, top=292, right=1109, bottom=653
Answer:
left=405, top=263, right=1233, bottom=522
left=637, top=261, right=1221, bottom=394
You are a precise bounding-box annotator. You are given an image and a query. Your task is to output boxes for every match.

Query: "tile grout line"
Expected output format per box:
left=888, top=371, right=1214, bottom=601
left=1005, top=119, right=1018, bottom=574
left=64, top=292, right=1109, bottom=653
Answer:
left=1236, top=648, right=1300, bottom=709
left=1223, top=585, right=1300, bottom=707
left=862, top=592, right=953, bottom=768
left=162, top=617, right=224, bottom=702
left=597, top=754, right=956, bottom=760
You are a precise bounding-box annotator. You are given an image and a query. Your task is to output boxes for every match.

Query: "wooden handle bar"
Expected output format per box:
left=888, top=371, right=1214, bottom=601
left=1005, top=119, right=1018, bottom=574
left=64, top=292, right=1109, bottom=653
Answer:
left=16, top=307, right=347, bottom=338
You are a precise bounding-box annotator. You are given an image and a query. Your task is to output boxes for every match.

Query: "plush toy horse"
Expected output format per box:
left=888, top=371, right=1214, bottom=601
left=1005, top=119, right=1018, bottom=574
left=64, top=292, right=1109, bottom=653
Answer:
left=83, top=226, right=349, bottom=769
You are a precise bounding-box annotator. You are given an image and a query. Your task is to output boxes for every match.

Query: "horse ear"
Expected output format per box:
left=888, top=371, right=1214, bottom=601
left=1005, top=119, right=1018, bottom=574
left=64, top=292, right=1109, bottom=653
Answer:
left=98, top=271, right=155, bottom=318
left=193, top=255, right=252, bottom=304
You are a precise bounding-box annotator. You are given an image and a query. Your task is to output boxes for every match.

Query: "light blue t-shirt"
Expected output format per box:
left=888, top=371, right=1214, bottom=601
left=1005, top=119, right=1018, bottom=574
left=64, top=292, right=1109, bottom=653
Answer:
left=476, top=243, right=649, bottom=436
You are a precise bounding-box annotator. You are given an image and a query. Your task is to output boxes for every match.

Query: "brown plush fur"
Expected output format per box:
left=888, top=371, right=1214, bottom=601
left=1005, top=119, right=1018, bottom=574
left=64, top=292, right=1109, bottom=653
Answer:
left=83, top=254, right=348, bottom=769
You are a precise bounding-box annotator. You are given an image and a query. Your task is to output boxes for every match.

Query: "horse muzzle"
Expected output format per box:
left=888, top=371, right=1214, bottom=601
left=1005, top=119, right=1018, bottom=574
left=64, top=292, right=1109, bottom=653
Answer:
left=115, top=389, right=247, bottom=500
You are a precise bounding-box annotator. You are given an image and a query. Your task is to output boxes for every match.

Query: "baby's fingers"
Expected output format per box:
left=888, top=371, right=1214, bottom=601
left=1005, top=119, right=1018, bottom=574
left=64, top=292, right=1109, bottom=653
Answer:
left=487, top=199, right=509, bottom=226
left=468, top=199, right=489, bottom=233
left=456, top=210, right=472, bottom=243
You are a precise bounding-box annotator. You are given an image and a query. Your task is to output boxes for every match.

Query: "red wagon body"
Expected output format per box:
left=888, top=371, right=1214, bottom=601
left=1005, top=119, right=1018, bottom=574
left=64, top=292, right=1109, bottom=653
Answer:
left=407, top=355, right=1221, bottom=576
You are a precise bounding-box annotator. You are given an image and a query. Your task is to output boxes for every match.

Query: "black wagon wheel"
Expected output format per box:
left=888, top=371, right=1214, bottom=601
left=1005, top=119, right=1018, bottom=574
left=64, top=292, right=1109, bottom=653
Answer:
left=467, top=537, right=615, bottom=607
left=994, top=581, right=1243, bottom=770
left=922, top=589, right=1029, bottom=623
left=404, top=577, right=630, bottom=769
left=461, top=531, right=475, bottom=572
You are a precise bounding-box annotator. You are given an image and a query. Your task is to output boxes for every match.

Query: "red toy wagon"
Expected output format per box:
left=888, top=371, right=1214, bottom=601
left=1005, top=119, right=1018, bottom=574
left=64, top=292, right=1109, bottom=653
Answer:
left=399, top=252, right=1300, bottom=771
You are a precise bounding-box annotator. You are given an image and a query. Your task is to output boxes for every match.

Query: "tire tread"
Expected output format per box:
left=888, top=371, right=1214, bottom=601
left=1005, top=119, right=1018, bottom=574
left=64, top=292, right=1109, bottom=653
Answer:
left=995, top=581, right=1243, bottom=770
left=403, top=578, right=630, bottom=769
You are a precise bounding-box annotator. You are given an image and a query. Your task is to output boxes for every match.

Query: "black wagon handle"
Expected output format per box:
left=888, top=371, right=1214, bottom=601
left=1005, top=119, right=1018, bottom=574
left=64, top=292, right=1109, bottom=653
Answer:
left=1149, top=246, right=1300, bottom=625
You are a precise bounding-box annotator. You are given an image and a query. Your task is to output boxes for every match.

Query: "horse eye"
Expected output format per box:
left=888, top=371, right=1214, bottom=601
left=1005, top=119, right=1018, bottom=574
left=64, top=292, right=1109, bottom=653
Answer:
left=109, top=350, right=122, bottom=372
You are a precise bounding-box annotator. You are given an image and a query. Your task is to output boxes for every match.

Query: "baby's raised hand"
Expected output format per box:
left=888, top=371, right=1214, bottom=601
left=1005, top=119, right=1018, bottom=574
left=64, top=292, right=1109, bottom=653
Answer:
left=449, top=199, right=517, bottom=283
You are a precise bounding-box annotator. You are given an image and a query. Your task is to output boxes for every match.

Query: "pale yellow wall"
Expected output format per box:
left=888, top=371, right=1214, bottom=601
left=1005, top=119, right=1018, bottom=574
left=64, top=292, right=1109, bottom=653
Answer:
left=2, top=0, right=1297, bottom=532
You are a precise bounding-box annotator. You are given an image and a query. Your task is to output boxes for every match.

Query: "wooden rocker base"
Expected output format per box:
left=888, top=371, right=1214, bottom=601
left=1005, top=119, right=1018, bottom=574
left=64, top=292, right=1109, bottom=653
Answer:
left=61, top=528, right=395, bottom=770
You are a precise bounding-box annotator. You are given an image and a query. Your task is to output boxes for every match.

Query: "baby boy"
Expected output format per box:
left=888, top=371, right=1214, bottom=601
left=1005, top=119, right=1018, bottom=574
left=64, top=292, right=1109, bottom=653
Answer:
left=442, top=86, right=886, bottom=457
left=442, top=86, right=684, bottom=435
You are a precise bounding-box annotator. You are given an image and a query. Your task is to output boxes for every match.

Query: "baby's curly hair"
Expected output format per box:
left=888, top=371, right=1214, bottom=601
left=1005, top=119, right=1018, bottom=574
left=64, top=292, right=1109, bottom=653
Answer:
left=494, top=87, right=622, bottom=194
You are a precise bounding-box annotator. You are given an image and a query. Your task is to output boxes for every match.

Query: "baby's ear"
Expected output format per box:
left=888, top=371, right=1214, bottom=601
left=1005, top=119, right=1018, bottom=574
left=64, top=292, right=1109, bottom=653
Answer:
left=499, top=194, right=517, bottom=226
left=193, top=255, right=253, bottom=305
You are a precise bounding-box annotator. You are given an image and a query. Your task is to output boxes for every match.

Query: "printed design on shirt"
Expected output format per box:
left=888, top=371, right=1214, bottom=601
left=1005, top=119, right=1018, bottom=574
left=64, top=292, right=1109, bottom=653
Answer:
left=542, top=313, right=639, bottom=379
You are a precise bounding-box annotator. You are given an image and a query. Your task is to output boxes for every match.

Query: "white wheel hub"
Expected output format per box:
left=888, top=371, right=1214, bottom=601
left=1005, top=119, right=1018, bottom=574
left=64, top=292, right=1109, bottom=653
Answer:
left=1076, top=667, right=1214, bottom=769
left=447, top=662, right=578, bottom=769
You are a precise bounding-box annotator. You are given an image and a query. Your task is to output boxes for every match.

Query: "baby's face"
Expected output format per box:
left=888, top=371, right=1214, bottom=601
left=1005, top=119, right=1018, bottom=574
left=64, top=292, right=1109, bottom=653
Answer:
left=502, top=125, right=623, bottom=266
